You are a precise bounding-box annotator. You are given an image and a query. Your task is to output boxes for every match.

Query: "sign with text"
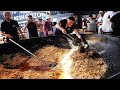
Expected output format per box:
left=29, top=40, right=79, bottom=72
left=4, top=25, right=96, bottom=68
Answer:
left=12, top=11, right=49, bottom=28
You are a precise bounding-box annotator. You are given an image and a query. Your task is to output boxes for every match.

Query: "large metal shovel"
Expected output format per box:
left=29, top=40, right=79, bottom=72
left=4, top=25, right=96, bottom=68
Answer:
left=65, top=33, right=87, bottom=53
left=65, top=34, right=96, bottom=55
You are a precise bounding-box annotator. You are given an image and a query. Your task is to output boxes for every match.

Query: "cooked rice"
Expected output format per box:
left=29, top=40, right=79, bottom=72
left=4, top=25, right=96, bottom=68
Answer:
left=70, top=50, right=108, bottom=79
left=0, top=45, right=108, bottom=79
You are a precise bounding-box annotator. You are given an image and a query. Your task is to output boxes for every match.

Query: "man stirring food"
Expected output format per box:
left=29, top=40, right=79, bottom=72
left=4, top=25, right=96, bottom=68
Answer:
left=55, top=16, right=89, bottom=51
left=1, top=11, right=24, bottom=42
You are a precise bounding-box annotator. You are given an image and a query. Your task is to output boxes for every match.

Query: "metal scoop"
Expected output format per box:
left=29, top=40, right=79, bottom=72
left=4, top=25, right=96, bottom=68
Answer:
left=65, top=34, right=79, bottom=46
left=65, top=34, right=88, bottom=53
left=9, top=38, right=57, bottom=68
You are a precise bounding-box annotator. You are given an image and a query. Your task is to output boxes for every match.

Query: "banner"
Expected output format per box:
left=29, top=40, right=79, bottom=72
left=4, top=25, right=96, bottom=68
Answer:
left=12, top=11, right=49, bottom=28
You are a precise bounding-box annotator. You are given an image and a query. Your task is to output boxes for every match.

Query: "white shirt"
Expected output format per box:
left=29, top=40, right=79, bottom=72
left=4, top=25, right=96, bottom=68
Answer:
left=87, top=19, right=96, bottom=31
left=102, top=11, right=117, bottom=32
left=53, top=26, right=56, bottom=33
left=97, top=16, right=103, bottom=23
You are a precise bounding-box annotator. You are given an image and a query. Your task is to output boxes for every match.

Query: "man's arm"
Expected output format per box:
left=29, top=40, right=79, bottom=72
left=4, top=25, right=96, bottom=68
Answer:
left=1, top=23, right=5, bottom=36
left=1, top=23, right=13, bottom=38
left=55, top=21, right=66, bottom=34
left=74, top=29, right=89, bottom=49
left=17, top=27, right=24, bottom=35
left=23, top=22, right=29, bottom=32
left=72, top=22, right=83, bottom=40
left=74, top=29, right=83, bottom=41
left=17, top=27, right=26, bottom=39
left=15, top=21, right=25, bottom=38
left=0, top=31, right=13, bottom=38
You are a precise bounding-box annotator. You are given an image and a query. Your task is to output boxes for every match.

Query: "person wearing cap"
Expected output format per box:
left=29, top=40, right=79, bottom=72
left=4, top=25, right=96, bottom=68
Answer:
left=55, top=16, right=89, bottom=50
left=97, top=11, right=104, bottom=34
left=1, top=11, right=24, bottom=42
left=44, top=16, right=53, bottom=37
left=23, top=15, right=39, bottom=38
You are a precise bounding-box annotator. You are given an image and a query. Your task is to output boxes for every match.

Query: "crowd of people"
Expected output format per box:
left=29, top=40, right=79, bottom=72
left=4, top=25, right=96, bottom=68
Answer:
left=81, top=11, right=120, bottom=35
left=22, top=14, right=55, bottom=38
left=1, top=11, right=120, bottom=43
left=0, top=11, right=89, bottom=50
left=0, top=11, right=58, bottom=41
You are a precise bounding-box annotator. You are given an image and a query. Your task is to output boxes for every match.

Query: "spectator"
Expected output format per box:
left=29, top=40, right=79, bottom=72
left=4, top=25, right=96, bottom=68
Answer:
left=93, top=14, right=97, bottom=22
left=53, top=22, right=57, bottom=35
left=71, top=13, right=82, bottom=29
left=86, top=15, right=96, bottom=32
left=82, top=18, right=87, bottom=29
left=102, top=11, right=117, bottom=35
left=37, top=18, right=44, bottom=37
left=44, top=16, right=53, bottom=36
left=110, top=11, right=120, bottom=35
left=97, top=11, right=104, bottom=34
left=23, top=15, right=39, bottom=38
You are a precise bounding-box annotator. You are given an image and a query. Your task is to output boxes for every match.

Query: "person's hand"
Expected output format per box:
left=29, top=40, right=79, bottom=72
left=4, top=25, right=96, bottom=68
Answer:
left=61, top=29, right=67, bottom=34
left=74, top=38, right=81, bottom=43
left=77, top=35, right=84, bottom=42
left=45, top=28, right=48, bottom=32
left=21, top=34, right=26, bottom=40
left=37, top=28, right=41, bottom=32
left=5, top=34, right=13, bottom=39
left=19, top=33, right=26, bottom=40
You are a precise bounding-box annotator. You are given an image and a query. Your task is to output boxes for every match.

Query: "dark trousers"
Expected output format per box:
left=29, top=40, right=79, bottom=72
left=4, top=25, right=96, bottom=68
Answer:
left=28, top=30, right=39, bottom=38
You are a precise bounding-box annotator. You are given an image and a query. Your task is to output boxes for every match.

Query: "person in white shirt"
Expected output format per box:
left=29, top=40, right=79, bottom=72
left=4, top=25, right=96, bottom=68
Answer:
left=52, top=22, right=57, bottom=35
left=102, top=11, right=117, bottom=34
left=37, top=18, right=44, bottom=37
left=87, top=15, right=96, bottom=32
left=97, top=11, right=104, bottom=34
